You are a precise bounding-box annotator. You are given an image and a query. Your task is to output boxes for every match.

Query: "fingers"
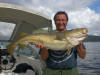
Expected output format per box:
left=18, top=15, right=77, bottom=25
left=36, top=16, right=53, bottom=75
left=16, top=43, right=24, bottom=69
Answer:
left=78, top=41, right=83, bottom=46
left=80, top=41, right=83, bottom=44
left=35, top=43, right=44, bottom=48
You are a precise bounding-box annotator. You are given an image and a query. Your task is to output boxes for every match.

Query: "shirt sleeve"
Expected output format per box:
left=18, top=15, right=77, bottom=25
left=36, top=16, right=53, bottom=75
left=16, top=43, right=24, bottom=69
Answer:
left=82, top=43, right=86, bottom=49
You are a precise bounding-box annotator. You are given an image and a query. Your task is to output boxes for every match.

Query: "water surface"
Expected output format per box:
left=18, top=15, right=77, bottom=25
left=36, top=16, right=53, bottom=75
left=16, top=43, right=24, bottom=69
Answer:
left=78, top=42, right=100, bottom=75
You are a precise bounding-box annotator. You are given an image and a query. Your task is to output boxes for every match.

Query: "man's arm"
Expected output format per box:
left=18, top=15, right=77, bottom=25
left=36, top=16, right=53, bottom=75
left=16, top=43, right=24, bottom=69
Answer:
left=35, top=43, right=48, bottom=61
left=77, top=42, right=86, bottom=59
left=40, top=47, right=48, bottom=61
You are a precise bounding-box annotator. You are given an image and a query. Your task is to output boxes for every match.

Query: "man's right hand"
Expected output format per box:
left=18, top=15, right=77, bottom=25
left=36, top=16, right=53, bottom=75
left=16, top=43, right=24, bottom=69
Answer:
left=35, top=43, right=44, bottom=48
left=35, top=43, right=48, bottom=61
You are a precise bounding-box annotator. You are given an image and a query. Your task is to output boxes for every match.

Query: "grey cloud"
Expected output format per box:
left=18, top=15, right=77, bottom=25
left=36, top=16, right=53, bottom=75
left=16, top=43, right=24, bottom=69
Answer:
left=0, top=31, right=10, bottom=40
left=67, top=8, right=100, bottom=35
left=0, top=22, right=15, bottom=40
left=29, top=0, right=96, bottom=11
left=0, top=0, right=23, bottom=6
left=0, top=0, right=97, bottom=16
left=0, top=0, right=95, bottom=11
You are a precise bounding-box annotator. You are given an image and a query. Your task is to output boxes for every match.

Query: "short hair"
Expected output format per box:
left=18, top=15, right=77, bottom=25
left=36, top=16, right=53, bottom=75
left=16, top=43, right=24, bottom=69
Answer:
left=54, top=11, right=68, bottom=21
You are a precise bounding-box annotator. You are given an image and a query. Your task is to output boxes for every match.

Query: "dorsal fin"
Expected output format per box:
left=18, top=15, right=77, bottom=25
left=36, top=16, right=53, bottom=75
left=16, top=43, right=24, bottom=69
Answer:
left=16, top=32, right=29, bottom=40
left=32, top=29, right=49, bottom=34
left=32, top=30, right=59, bottom=36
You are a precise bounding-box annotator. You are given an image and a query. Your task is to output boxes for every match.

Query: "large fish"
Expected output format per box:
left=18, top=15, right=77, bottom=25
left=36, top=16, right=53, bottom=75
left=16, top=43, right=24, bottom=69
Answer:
left=6, top=28, right=88, bottom=55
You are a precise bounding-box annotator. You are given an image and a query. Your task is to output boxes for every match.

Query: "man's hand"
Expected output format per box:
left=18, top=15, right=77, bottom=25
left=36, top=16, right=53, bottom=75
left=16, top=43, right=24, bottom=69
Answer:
left=77, top=41, right=86, bottom=59
left=35, top=43, right=48, bottom=61
left=78, top=41, right=83, bottom=46
left=35, top=43, right=44, bottom=48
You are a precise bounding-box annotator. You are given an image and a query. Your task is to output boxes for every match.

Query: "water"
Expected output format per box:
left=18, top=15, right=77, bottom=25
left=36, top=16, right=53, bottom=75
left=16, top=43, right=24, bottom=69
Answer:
left=78, top=42, right=100, bottom=75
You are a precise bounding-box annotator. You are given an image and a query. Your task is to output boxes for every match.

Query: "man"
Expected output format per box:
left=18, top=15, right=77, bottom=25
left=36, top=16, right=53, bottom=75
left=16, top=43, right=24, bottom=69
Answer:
left=35, top=11, right=86, bottom=75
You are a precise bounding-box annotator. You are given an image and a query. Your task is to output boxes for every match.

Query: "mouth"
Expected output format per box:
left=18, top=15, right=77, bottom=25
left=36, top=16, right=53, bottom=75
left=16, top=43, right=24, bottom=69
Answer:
left=75, top=34, right=88, bottom=42
left=73, top=33, right=88, bottom=41
left=73, top=33, right=88, bottom=38
left=77, top=37, right=86, bottom=41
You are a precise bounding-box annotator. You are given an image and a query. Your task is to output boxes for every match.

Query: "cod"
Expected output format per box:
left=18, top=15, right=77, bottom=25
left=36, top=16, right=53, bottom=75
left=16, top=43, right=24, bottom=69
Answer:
left=6, top=28, right=88, bottom=55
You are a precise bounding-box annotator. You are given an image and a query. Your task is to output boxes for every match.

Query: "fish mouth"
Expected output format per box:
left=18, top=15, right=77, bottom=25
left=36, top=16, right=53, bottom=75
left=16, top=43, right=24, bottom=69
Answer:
left=73, top=33, right=88, bottom=41
left=75, top=33, right=88, bottom=38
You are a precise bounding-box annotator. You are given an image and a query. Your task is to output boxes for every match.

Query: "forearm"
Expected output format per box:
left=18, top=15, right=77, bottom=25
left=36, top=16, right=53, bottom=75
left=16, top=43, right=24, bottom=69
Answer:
left=40, top=47, right=48, bottom=61
left=77, top=43, right=86, bottom=59
left=35, top=43, right=49, bottom=61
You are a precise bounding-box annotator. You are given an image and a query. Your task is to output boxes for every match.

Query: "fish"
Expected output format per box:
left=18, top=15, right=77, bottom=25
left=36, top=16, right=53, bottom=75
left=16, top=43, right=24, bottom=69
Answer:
left=6, top=28, right=88, bottom=55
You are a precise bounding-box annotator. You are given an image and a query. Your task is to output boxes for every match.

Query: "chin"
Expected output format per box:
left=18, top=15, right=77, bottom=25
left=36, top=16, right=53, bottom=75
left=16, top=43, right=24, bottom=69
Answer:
left=59, top=28, right=65, bottom=30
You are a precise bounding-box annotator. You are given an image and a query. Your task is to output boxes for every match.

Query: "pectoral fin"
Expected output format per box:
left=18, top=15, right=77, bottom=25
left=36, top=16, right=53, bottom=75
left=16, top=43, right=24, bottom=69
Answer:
left=16, top=32, right=29, bottom=40
left=18, top=43, right=28, bottom=50
left=67, top=48, right=72, bottom=56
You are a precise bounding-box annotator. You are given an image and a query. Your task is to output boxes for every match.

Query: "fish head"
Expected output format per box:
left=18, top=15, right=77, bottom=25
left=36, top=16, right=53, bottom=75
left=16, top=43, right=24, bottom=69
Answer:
left=65, top=28, right=88, bottom=45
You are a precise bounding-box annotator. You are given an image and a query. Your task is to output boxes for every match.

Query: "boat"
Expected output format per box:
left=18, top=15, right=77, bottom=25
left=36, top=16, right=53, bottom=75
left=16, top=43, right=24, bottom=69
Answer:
left=0, top=3, right=52, bottom=75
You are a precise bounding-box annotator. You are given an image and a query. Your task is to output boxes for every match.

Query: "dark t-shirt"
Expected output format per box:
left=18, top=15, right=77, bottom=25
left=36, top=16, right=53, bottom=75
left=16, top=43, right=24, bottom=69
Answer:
left=40, top=44, right=86, bottom=69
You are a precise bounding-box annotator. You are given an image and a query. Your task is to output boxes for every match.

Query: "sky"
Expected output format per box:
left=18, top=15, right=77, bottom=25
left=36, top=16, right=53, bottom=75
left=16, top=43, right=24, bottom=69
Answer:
left=0, top=0, right=100, bottom=40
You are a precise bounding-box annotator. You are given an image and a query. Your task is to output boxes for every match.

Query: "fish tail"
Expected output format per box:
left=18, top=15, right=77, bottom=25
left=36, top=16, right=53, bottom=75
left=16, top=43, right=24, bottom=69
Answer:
left=6, top=43, right=16, bottom=55
left=18, top=43, right=27, bottom=50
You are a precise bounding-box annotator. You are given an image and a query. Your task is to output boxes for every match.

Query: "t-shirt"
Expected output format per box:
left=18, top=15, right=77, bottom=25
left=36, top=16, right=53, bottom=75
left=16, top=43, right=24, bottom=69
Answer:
left=45, top=44, right=86, bottom=69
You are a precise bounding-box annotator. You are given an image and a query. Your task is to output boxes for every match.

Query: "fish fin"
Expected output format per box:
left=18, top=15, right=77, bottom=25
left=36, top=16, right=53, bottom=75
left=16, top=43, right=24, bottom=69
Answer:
left=32, top=29, right=49, bottom=34
left=32, top=30, right=58, bottom=34
left=18, top=43, right=28, bottom=50
left=6, top=43, right=16, bottom=55
left=67, top=48, right=72, bottom=56
left=16, top=32, right=29, bottom=40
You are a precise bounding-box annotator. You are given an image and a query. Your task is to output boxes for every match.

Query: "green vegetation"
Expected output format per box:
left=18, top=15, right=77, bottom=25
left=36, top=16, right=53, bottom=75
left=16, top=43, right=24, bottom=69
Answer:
left=84, top=35, right=100, bottom=42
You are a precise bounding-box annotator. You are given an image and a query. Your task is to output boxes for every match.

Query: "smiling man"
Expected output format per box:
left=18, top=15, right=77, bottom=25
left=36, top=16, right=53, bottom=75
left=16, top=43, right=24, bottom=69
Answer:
left=36, top=11, right=86, bottom=75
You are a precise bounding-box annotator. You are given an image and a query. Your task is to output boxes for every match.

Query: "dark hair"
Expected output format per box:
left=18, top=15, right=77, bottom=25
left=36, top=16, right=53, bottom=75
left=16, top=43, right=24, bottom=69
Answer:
left=54, top=11, right=68, bottom=21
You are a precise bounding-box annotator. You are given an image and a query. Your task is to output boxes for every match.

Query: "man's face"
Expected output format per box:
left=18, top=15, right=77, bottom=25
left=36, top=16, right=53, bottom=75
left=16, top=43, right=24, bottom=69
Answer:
left=55, top=14, right=68, bottom=31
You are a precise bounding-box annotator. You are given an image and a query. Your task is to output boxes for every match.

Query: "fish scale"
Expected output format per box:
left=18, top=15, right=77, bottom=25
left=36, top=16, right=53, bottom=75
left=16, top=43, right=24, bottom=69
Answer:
left=6, top=28, right=88, bottom=55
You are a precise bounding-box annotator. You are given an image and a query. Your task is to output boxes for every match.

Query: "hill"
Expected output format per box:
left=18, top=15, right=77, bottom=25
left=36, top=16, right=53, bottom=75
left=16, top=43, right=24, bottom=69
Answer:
left=84, top=35, right=100, bottom=42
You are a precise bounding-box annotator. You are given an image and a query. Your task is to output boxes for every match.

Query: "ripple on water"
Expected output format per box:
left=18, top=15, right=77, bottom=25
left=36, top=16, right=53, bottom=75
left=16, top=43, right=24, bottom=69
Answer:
left=78, top=42, right=100, bottom=75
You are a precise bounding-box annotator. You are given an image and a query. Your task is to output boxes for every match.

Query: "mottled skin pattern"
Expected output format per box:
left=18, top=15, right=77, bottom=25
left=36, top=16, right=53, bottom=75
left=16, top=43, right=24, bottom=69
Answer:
left=6, top=28, right=88, bottom=55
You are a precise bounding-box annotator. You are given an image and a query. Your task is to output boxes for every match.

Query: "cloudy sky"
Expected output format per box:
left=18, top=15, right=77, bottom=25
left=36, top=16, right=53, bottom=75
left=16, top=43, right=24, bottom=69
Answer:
left=0, top=0, right=100, bottom=40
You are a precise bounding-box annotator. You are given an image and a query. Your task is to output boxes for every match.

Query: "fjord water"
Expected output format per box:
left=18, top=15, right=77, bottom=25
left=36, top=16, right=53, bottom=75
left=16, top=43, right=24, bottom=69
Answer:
left=78, top=42, right=100, bottom=75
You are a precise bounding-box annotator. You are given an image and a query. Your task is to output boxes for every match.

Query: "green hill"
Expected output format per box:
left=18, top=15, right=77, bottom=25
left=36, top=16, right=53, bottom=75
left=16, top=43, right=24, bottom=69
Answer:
left=84, top=35, right=100, bottom=42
